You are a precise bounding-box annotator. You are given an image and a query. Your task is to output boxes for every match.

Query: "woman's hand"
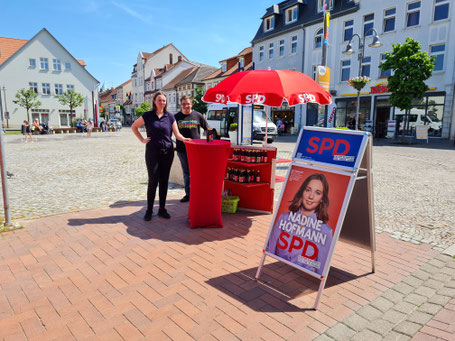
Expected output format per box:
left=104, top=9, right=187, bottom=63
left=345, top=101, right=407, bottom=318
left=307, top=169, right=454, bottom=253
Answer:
left=142, top=137, right=151, bottom=144
left=184, top=138, right=191, bottom=142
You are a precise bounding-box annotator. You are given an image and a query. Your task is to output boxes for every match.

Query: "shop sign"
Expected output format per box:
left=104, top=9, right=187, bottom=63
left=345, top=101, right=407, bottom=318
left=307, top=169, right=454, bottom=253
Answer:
left=370, top=84, right=389, bottom=94
left=386, top=120, right=396, bottom=139
left=317, top=66, right=331, bottom=93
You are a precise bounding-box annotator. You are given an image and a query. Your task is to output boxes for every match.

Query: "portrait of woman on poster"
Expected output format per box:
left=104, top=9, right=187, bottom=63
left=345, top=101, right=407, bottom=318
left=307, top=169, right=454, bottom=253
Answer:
left=267, top=173, right=333, bottom=275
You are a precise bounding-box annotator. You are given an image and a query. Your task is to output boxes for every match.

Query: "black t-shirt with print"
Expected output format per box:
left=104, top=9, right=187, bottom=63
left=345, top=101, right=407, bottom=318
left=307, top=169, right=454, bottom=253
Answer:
left=174, top=110, right=209, bottom=153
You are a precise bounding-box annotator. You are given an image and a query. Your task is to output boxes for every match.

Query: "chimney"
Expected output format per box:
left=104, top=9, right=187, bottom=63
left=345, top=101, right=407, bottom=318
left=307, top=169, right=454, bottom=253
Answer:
left=169, top=53, right=173, bottom=64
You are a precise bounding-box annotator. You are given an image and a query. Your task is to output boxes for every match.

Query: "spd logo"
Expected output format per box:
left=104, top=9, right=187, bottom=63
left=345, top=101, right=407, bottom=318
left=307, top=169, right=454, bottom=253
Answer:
left=245, top=94, right=266, bottom=104
left=298, top=93, right=316, bottom=104
left=215, top=94, right=226, bottom=103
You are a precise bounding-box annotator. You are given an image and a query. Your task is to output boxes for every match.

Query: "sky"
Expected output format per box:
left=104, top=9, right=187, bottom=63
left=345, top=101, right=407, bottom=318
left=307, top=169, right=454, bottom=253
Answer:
left=0, top=0, right=276, bottom=89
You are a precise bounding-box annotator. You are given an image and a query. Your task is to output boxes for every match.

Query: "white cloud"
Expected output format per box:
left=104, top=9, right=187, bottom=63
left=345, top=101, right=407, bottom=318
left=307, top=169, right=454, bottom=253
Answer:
left=111, top=1, right=150, bottom=23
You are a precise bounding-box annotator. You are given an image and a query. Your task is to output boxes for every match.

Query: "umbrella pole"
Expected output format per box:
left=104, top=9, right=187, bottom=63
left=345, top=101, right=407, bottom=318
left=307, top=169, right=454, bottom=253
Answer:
left=264, top=106, right=269, bottom=146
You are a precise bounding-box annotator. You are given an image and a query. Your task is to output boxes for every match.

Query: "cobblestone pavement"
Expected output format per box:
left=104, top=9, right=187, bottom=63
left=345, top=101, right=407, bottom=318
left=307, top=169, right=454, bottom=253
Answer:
left=2, top=130, right=455, bottom=251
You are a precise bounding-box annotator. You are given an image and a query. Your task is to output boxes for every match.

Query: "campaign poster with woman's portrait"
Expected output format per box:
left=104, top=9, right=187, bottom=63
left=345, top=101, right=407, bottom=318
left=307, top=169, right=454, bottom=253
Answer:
left=265, top=164, right=353, bottom=277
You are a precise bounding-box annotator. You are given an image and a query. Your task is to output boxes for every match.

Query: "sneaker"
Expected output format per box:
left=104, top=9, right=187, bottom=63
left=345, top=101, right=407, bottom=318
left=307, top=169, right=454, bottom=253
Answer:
left=158, top=208, right=171, bottom=219
left=180, top=195, right=190, bottom=203
left=144, top=210, right=152, bottom=221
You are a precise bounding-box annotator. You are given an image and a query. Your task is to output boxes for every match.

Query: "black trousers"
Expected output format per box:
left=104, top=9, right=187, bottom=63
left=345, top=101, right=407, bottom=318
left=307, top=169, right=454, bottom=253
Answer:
left=145, top=146, right=174, bottom=211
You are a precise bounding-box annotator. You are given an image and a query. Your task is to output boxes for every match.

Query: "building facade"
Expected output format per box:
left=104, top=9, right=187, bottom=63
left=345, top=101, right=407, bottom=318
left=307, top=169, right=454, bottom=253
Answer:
left=0, top=28, right=99, bottom=128
left=252, top=0, right=455, bottom=140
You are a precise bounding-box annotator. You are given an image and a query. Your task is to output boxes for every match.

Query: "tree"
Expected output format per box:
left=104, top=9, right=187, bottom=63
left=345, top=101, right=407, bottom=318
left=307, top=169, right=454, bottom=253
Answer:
left=55, top=90, right=85, bottom=126
left=379, top=37, right=435, bottom=141
left=135, top=102, right=151, bottom=118
left=192, top=87, right=207, bottom=114
left=13, top=88, right=42, bottom=123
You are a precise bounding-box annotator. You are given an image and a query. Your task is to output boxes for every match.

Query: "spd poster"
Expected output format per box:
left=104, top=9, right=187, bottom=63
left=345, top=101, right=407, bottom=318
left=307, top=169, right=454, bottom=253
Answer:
left=265, top=163, right=353, bottom=277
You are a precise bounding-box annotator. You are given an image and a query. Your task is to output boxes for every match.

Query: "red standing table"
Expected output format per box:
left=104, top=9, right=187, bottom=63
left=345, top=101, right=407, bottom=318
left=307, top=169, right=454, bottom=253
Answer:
left=185, top=139, right=231, bottom=228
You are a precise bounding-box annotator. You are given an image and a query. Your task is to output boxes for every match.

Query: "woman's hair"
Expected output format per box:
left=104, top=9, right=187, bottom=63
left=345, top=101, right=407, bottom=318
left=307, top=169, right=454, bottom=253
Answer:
left=23, top=120, right=28, bottom=124
left=152, top=91, right=168, bottom=113
left=288, top=173, right=329, bottom=222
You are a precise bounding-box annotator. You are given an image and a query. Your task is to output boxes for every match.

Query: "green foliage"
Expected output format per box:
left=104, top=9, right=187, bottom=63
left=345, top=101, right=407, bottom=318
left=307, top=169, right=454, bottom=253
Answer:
left=135, top=102, right=151, bottom=118
left=192, top=87, right=207, bottom=114
left=13, top=88, right=42, bottom=123
left=100, top=107, right=106, bottom=118
left=56, top=90, right=85, bottom=127
left=380, top=38, right=435, bottom=111
left=229, top=123, right=238, bottom=131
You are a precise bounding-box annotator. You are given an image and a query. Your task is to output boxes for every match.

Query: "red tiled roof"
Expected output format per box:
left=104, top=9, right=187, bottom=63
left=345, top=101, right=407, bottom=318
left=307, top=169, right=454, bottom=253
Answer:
left=77, top=59, right=86, bottom=66
left=0, top=37, right=28, bottom=65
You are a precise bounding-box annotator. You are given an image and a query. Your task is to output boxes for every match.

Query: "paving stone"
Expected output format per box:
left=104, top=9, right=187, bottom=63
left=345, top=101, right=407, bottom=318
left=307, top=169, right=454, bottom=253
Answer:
left=370, top=297, right=394, bottom=312
left=382, top=331, right=412, bottom=341
left=401, top=276, right=424, bottom=288
left=342, top=314, right=369, bottom=332
left=422, top=279, right=445, bottom=290
left=325, top=323, right=355, bottom=341
left=382, top=310, right=407, bottom=324
left=403, top=293, right=427, bottom=306
left=407, top=311, right=433, bottom=325
left=414, top=286, right=436, bottom=298
left=393, top=301, right=418, bottom=314
left=445, top=280, right=455, bottom=288
left=366, top=319, right=394, bottom=336
left=418, top=303, right=442, bottom=315
left=392, top=282, right=414, bottom=295
left=351, top=329, right=382, bottom=341
left=393, top=321, right=422, bottom=336
left=431, top=273, right=451, bottom=282
left=411, top=270, right=431, bottom=281
left=436, top=287, right=455, bottom=297
left=382, top=289, right=405, bottom=302
left=434, top=254, right=452, bottom=263
left=427, top=259, right=446, bottom=268
left=356, top=306, right=383, bottom=322
left=419, top=264, right=440, bottom=274
left=313, top=335, right=335, bottom=341
left=427, top=294, right=451, bottom=306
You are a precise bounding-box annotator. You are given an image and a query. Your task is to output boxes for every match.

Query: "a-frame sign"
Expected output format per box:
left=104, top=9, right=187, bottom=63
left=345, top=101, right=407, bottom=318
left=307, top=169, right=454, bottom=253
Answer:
left=256, top=126, right=375, bottom=309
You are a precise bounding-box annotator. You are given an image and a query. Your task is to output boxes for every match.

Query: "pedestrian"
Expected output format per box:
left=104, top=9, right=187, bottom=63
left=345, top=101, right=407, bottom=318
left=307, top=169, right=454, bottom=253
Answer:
left=32, top=118, right=42, bottom=134
left=131, top=91, right=191, bottom=221
left=86, top=120, right=92, bottom=137
left=174, top=95, right=209, bottom=203
left=22, top=120, right=33, bottom=143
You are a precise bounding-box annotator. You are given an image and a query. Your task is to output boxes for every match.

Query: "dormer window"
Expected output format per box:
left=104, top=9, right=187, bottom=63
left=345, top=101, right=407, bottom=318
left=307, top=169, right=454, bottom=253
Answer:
left=264, top=15, right=274, bottom=31
left=239, top=56, right=244, bottom=69
left=221, top=62, right=227, bottom=72
left=285, top=6, right=298, bottom=24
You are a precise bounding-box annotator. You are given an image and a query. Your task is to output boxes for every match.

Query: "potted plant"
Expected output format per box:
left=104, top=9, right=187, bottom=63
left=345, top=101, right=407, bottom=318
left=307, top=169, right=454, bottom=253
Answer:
left=228, top=123, right=238, bottom=144
left=347, top=76, right=371, bottom=91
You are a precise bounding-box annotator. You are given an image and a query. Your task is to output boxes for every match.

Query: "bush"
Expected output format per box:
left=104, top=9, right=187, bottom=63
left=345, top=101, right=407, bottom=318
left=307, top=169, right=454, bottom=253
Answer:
left=229, top=123, right=238, bottom=131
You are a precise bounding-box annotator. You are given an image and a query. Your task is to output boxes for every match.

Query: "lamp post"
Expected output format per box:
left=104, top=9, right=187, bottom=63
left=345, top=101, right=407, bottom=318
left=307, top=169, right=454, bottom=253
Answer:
left=343, top=28, right=382, bottom=130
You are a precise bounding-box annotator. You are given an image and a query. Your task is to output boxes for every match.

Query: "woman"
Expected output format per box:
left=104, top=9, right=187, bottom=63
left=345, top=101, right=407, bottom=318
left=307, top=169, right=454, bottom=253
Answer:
left=32, top=118, right=42, bottom=134
left=132, top=92, right=190, bottom=221
left=86, top=120, right=92, bottom=138
left=22, top=120, right=33, bottom=143
left=267, top=173, right=333, bottom=275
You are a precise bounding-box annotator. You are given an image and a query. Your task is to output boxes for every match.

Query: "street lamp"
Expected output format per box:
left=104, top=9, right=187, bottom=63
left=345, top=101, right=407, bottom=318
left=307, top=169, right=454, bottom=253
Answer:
left=343, top=28, right=382, bottom=130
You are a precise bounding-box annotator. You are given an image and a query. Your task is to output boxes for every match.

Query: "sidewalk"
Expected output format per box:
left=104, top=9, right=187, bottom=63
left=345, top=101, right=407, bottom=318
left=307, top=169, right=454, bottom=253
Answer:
left=1, top=194, right=453, bottom=340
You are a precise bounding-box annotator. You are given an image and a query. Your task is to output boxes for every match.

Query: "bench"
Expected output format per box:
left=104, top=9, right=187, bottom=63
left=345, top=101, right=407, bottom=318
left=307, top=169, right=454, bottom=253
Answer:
left=91, top=127, right=101, bottom=133
left=54, top=127, right=77, bottom=134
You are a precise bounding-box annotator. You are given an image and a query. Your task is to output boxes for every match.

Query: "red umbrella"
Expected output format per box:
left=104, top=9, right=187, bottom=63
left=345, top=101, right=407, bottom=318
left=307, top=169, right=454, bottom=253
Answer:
left=202, top=69, right=332, bottom=107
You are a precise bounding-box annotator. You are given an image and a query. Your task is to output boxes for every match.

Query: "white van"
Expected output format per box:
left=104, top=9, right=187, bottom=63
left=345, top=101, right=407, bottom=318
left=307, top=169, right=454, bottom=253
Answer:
left=395, top=109, right=442, bottom=134
left=206, top=103, right=278, bottom=143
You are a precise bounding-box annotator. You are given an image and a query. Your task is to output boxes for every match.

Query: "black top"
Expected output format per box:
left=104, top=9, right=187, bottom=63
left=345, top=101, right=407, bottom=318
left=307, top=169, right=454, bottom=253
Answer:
left=174, top=110, right=209, bottom=153
left=142, top=110, right=175, bottom=150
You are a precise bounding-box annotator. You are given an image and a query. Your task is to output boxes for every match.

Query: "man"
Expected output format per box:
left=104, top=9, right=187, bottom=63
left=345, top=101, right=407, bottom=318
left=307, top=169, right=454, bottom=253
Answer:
left=174, top=96, right=209, bottom=202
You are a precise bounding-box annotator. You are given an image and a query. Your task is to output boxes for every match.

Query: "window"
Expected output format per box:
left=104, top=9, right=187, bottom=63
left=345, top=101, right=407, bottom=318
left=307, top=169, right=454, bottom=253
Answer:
left=239, top=56, right=244, bottom=69
left=363, top=14, right=374, bottom=36
left=383, top=8, right=396, bottom=32
left=379, top=54, right=391, bottom=77
left=407, top=1, right=421, bottom=27
left=315, top=28, right=323, bottom=48
left=67, top=84, right=75, bottom=91
left=259, top=46, right=264, bottom=61
left=291, top=35, right=298, bottom=54
left=269, top=42, right=274, bottom=59
left=222, top=62, right=227, bottom=72
left=434, top=0, right=449, bottom=21
left=264, top=16, right=274, bottom=31
left=341, top=60, right=351, bottom=81
left=55, top=84, right=63, bottom=95
left=285, top=6, right=298, bottom=24
left=361, top=56, right=371, bottom=77
left=279, top=40, right=285, bottom=56
left=42, top=83, right=51, bottom=95
left=53, top=59, right=61, bottom=71
left=29, top=82, right=38, bottom=93
left=344, top=20, right=354, bottom=41
left=29, top=59, right=36, bottom=68
left=65, top=62, right=71, bottom=70
left=40, top=58, right=49, bottom=70
left=430, top=44, right=445, bottom=71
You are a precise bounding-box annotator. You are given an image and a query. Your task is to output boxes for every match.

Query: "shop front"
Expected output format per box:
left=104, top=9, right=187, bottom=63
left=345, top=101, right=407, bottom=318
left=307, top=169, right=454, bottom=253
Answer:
left=271, top=102, right=295, bottom=134
left=334, top=97, right=371, bottom=131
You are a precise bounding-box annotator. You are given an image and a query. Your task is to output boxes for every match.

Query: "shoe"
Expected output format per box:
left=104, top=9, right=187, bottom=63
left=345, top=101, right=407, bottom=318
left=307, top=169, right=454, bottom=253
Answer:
left=180, top=195, right=190, bottom=203
left=144, top=210, right=152, bottom=221
left=158, top=208, right=171, bottom=219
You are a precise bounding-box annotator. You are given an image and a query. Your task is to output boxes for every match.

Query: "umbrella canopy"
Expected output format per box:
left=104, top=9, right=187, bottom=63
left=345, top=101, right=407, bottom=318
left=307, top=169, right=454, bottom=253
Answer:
left=202, top=69, right=332, bottom=107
